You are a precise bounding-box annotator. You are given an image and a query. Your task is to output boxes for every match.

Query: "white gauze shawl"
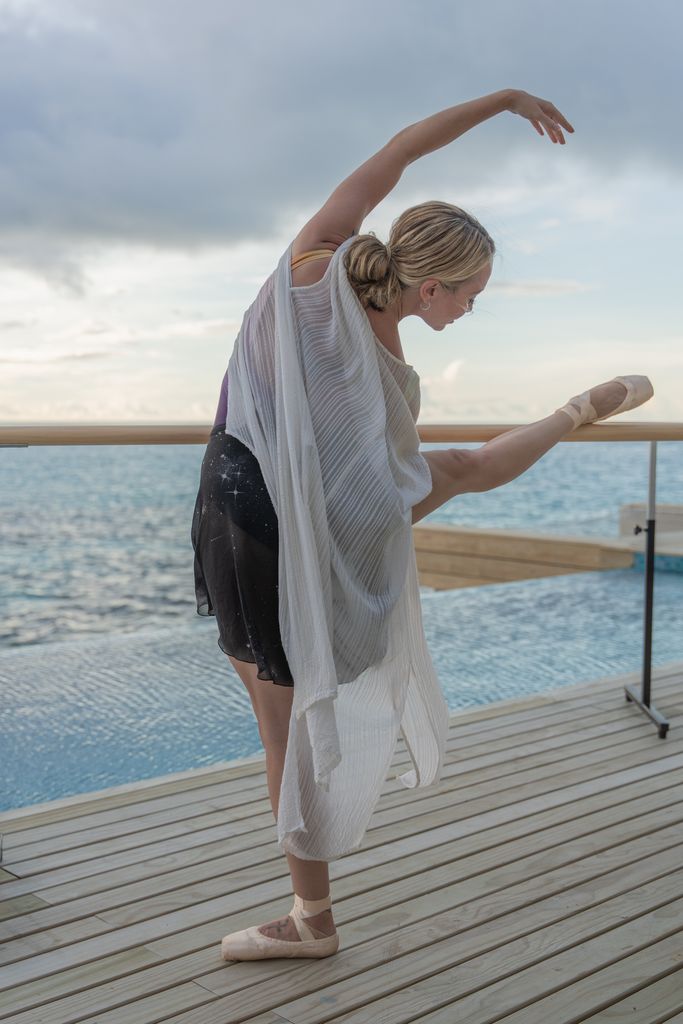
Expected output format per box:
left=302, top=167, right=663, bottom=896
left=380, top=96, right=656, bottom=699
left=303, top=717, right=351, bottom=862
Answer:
left=224, top=235, right=449, bottom=861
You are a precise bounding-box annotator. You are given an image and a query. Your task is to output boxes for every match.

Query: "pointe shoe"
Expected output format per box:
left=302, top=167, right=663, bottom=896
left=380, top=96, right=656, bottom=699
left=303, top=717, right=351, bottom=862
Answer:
left=555, top=375, right=654, bottom=430
left=220, top=893, right=340, bottom=961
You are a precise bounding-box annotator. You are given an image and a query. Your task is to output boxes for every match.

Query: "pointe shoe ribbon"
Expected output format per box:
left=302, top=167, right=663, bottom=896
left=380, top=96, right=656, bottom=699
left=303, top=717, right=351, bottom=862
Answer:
left=220, top=892, right=340, bottom=961
left=555, top=375, right=654, bottom=430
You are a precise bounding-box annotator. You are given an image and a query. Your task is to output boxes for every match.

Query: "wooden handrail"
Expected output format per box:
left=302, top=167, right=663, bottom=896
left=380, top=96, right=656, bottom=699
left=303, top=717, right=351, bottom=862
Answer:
left=0, top=422, right=682, bottom=446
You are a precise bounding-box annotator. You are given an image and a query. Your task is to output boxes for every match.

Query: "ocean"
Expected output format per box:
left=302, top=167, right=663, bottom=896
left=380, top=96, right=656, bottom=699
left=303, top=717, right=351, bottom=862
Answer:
left=1, top=438, right=681, bottom=650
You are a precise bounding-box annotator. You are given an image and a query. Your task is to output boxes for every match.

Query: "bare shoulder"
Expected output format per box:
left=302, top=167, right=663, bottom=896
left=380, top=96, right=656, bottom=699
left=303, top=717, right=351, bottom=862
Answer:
left=287, top=136, right=409, bottom=287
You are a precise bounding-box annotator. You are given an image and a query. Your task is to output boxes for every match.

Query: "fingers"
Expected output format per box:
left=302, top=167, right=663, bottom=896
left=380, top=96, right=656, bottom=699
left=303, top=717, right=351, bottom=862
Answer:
left=539, top=99, right=575, bottom=143
left=525, top=97, right=576, bottom=144
left=540, top=116, right=567, bottom=144
left=547, top=119, right=565, bottom=144
left=533, top=117, right=562, bottom=143
left=552, top=106, right=575, bottom=133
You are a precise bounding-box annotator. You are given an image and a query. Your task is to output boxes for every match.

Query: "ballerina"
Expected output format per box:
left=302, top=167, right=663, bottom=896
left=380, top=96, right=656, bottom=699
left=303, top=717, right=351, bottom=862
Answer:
left=193, top=87, right=654, bottom=961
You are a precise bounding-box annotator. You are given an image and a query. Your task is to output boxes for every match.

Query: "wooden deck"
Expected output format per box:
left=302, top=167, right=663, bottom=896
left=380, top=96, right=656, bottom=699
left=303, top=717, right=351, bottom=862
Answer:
left=1, top=663, right=682, bottom=1023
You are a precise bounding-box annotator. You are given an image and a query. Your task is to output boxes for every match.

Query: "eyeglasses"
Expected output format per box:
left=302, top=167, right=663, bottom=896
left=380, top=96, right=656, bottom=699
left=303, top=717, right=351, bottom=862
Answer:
left=441, top=282, right=476, bottom=315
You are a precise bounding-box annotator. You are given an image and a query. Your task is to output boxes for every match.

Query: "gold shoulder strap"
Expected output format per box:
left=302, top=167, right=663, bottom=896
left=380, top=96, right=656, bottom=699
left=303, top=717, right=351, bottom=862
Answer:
left=290, top=248, right=336, bottom=270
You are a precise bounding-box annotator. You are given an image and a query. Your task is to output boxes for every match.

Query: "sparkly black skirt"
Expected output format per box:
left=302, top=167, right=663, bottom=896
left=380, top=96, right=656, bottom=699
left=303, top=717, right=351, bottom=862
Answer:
left=190, top=425, right=294, bottom=686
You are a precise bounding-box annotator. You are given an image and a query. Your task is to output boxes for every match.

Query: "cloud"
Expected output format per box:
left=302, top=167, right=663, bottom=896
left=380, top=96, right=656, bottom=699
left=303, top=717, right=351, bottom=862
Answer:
left=0, top=318, right=36, bottom=329
left=0, top=0, right=680, bottom=290
left=491, top=279, right=595, bottom=296
left=0, top=235, right=93, bottom=296
left=0, top=315, right=240, bottom=367
left=0, top=349, right=111, bottom=363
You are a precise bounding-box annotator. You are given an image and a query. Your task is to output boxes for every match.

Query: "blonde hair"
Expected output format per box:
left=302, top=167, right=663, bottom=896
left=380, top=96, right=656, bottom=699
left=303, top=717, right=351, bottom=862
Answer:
left=343, top=200, right=495, bottom=311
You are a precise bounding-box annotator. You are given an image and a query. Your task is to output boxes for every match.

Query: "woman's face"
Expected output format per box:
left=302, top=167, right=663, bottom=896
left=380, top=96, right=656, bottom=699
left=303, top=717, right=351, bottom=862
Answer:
left=420, top=262, right=492, bottom=330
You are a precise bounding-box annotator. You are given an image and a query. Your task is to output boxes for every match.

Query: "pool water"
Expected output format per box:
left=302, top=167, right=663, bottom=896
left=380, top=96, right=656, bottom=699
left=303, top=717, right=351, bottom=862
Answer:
left=1, top=566, right=680, bottom=813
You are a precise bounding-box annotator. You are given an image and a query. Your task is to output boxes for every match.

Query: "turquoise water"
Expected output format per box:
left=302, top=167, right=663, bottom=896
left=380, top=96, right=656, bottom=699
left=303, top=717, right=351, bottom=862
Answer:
left=0, top=438, right=681, bottom=811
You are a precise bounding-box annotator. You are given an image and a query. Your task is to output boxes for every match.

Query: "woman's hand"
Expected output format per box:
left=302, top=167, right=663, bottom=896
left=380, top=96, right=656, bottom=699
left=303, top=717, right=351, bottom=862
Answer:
left=506, top=89, right=575, bottom=144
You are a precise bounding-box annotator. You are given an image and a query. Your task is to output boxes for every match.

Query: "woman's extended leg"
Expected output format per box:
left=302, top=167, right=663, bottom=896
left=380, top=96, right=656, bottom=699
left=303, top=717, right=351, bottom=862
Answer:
left=412, top=380, right=628, bottom=524
left=475, top=380, right=628, bottom=492
left=227, top=654, right=336, bottom=942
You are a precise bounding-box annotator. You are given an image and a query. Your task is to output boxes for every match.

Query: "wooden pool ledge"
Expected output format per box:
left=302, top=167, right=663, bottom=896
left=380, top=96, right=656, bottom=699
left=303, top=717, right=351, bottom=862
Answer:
left=414, top=522, right=683, bottom=589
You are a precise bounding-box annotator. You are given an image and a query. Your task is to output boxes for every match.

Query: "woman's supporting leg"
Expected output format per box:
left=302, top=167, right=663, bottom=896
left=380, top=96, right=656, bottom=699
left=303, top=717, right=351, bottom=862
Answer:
left=227, top=654, right=336, bottom=941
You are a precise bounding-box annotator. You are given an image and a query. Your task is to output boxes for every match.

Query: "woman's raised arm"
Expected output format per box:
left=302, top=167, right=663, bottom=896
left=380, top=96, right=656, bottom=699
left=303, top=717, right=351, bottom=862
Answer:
left=292, top=88, right=574, bottom=256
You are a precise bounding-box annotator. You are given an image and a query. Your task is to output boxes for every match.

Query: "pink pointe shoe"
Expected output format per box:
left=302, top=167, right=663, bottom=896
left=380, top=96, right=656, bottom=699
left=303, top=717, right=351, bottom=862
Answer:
left=220, top=893, right=340, bottom=960
left=555, top=374, right=654, bottom=430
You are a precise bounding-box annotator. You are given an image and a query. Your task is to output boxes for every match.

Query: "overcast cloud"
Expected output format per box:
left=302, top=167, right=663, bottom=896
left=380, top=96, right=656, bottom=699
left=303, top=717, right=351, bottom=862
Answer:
left=1, top=0, right=681, bottom=424
left=1, top=0, right=681, bottom=287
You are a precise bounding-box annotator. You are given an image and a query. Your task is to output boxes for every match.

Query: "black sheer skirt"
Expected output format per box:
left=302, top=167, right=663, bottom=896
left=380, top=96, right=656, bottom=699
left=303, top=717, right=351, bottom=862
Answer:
left=190, top=425, right=294, bottom=686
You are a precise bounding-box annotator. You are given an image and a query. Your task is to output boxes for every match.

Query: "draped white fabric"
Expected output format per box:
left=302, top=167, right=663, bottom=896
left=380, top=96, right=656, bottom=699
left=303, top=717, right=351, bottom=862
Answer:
left=224, top=236, right=449, bottom=861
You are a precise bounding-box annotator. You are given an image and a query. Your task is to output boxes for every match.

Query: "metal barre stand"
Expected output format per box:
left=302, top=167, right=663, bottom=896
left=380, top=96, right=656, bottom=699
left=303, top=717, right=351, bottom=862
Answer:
left=623, top=441, right=670, bottom=738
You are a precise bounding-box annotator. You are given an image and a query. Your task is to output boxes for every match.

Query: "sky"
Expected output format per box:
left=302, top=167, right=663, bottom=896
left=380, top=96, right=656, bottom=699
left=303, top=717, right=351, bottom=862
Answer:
left=0, top=0, right=681, bottom=425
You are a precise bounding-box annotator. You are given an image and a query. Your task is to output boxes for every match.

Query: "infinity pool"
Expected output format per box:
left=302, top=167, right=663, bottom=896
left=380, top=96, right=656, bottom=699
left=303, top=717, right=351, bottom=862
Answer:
left=1, top=566, right=680, bottom=812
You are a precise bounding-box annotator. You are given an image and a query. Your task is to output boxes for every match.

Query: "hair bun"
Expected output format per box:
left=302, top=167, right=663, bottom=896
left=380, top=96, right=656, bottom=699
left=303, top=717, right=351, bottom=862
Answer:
left=342, top=233, right=402, bottom=311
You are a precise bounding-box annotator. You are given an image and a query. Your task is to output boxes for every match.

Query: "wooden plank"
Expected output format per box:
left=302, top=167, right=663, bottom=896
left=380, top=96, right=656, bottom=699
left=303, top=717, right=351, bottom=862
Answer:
left=0, top=756, right=269, bottom=834
left=0, top=894, right=48, bottom=923
left=321, top=749, right=683, bottom=887
left=529, top=968, right=683, bottom=1023
left=446, top=664, right=682, bottom=723
left=270, top=886, right=683, bottom=1024
left=413, top=523, right=636, bottom=584
left=419, top=571, right=508, bottom=589
left=406, top=937, right=683, bottom=1024
left=0, top=946, right=162, bottom=1019
left=78, top=981, right=212, bottom=1024
left=417, top=552, right=589, bottom=583
left=0, top=951, right=213, bottom=1023
left=398, top=726, right=668, bottom=828
left=1, top=796, right=267, bottom=862
left=398, top=690, right=682, bottom=764
left=413, top=523, right=633, bottom=565
left=416, top=547, right=632, bottom=579
left=1, top=782, right=272, bottom=861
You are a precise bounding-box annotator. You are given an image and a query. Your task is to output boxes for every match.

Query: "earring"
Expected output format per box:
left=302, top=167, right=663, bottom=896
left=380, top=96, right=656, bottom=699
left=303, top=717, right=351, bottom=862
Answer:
left=420, top=301, right=431, bottom=311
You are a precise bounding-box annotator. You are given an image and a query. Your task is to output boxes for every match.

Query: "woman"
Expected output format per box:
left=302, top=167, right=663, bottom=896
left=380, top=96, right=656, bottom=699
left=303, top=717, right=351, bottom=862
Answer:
left=191, top=87, right=653, bottom=961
